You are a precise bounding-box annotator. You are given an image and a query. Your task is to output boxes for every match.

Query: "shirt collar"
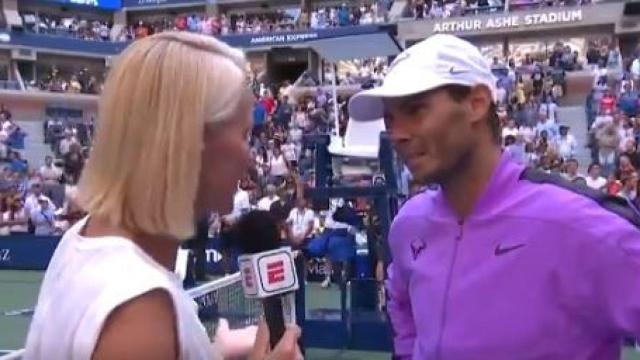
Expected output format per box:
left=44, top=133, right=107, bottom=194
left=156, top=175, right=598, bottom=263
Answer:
left=434, top=151, right=524, bottom=221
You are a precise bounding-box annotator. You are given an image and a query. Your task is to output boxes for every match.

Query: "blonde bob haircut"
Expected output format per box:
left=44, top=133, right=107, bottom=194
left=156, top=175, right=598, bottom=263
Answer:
left=78, top=32, right=247, bottom=240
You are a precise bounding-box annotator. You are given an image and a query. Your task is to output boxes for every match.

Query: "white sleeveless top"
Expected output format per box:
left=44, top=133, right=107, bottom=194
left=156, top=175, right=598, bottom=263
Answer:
left=269, top=154, right=288, bottom=177
left=23, top=217, right=220, bottom=360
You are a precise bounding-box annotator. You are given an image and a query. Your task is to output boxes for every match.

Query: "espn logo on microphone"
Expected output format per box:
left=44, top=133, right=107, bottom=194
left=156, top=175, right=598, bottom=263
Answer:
left=238, top=247, right=299, bottom=298
left=267, top=260, right=285, bottom=284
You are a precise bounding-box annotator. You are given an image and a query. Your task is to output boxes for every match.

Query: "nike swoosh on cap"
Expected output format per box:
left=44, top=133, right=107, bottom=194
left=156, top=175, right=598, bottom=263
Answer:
left=449, top=66, right=468, bottom=75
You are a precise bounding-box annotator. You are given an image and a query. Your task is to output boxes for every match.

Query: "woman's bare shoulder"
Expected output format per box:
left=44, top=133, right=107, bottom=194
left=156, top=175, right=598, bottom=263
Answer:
left=92, top=289, right=178, bottom=360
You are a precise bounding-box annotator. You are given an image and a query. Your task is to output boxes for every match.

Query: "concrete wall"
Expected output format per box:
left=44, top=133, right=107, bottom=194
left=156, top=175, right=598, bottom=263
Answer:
left=0, top=90, right=98, bottom=121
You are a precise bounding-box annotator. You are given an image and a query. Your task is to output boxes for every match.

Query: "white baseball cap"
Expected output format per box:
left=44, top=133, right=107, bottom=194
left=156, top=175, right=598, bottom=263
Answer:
left=348, top=34, right=498, bottom=122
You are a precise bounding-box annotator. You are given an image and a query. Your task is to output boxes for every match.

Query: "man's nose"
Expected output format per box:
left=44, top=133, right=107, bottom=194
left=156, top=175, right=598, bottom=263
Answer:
left=386, top=117, right=412, bottom=146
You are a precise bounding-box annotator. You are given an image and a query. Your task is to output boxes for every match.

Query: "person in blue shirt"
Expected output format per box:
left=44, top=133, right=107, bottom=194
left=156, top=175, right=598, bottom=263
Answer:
left=618, top=82, right=639, bottom=117
left=338, top=4, right=350, bottom=26
left=252, top=94, right=267, bottom=137
left=8, top=151, right=27, bottom=174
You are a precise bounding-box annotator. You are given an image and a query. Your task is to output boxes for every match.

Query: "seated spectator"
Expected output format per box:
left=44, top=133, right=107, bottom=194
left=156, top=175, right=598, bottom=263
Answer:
left=586, top=163, right=607, bottom=191
left=268, top=145, right=290, bottom=182
left=563, top=159, right=584, bottom=183
left=618, top=82, right=639, bottom=117
left=67, top=75, right=82, bottom=93
left=595, top=121, right=620, bottom=176
left=557, top=125, right=577, bottom=161
left=501, top=119, right=519, bottom=139
left=257, top=184, right=279, bottom=211
left=39, top=155, right=63, bottom=184
left=286, top=197, right=315, bottom=248
left=617, top=172, right=638, bottom=201
left=7, top=152, right=27, bottom=174
left=24, top=182, right=55, bottom=216
left=0, top=192, right=28, bottom=235
left=63, top=143, right=85, bottom=185
left=58, top=133, right=79, bottom=157
left=0, top=104, right=11, bottom=121
left=30, top=196, right=58, bottom=236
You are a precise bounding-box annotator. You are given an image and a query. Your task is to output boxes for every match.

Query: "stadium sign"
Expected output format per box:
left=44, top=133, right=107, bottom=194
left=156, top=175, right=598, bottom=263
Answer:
left=223, top=25, right=388, bottom=48
left=121, top=0, right=204, bottom=7
left=433, top=9, right=583, bottom=33
left=40, top=0, right=121, bottom=10
left=248, top=32, right=319, bottom=46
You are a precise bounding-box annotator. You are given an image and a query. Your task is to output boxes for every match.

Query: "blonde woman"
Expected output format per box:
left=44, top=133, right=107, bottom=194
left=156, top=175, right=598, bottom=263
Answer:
left=24, top=32, right=300, bottom=360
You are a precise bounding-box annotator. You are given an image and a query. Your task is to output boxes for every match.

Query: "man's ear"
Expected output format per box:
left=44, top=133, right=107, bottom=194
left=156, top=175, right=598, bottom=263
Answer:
left=467, top=85, right=493, bottom=125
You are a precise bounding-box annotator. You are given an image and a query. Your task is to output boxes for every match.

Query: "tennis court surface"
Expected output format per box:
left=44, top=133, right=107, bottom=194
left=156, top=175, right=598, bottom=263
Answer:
left=3, top=270, right=640, bottom=360
left=0, top=270, right=389, bottom=359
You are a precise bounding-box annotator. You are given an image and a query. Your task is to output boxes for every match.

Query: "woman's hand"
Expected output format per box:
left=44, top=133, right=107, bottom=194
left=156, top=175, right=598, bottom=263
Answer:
left=248, top=321, right=302, bottom=360
left=213, top=318, right=258, bottom=359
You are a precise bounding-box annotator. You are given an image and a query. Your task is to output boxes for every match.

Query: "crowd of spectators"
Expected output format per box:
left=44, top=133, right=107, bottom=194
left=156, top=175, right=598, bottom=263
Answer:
left=408, top=0, right=595, bottom=19
left=30, top=66, right=103, bottom=94
left=124, top=2, right=391, bottom=41
left=322, top=57, right=389, bottom=87
left=494, top=42, right=640, bottom=206
left=206, top=68, right=387, bottom=286
left=0, top=105, right=89, bottom=237
left=582, top=49, right=640, bottom=203
left=19, top=1, right=393, bottom=43
left=0, top=103, right=94, bottom=237
left=21, top=12, right=112, bottom=41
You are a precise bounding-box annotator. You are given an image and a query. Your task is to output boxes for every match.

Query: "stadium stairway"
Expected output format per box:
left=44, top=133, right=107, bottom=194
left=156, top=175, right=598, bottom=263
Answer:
left=559, top=70, right=593, bottom=107
left=16, top=120, right=53, bottom=169
left=389, top=0, right=409, bottom=19
left=557, top=105, right=592, bottom=172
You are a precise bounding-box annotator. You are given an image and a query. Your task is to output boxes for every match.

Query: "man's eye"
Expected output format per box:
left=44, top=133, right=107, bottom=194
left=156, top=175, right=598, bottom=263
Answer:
left=404, top=104, right=424, bottom=115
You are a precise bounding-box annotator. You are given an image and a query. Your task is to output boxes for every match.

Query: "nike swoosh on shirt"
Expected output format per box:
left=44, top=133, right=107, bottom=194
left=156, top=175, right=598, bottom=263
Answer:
left=494, top=243, right=526, bottom=256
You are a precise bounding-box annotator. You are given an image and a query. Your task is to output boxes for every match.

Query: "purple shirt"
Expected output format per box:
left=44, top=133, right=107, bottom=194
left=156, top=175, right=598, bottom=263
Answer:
left=386, top=153, right=640, bottom=359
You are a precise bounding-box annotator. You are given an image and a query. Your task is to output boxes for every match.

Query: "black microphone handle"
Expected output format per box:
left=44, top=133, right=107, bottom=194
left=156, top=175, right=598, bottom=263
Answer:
left=262, top=296, right=286, bottom=349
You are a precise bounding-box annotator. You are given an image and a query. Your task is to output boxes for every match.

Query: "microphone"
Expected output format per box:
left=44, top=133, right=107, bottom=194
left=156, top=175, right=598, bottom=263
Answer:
left=232, top=210, right=299, bottom=349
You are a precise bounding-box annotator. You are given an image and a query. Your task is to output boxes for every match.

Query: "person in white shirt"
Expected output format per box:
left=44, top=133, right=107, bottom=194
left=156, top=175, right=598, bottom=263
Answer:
left=519, top=125, right=536, bottom=144
left=58, top=133, right=78, bottom=156
left=39, top=155, right=62, bottom=184
left=556, top=125, right=577, bottom=160
left=562, top=159, right=584, bottom=183
left=30, top=196, right=58, bottom=236
left=269, top=145, right=289, bottom=179
left=539, top=98, right=558, bottom=123
left=24, top=32, right=300, bottom=360
left=256, top=184, right=279, bottom=211
left=286, top=197, right=315, bottom=248
left=24, top=182, right=56, bottom=216
left=495, top=84, right=507, bottom=107
left=586, top=162, right=607, bottom=191
left=0, top=194, right=28, bottom=235
left=631, top=56, right=640, bottom=90
left=225, top=186, right=251, bottom=224
left=591, top=109, right=614, bottom=130
left=281, top=140, right=297, bottom=166
left=501, top=119, right=519, bottom=140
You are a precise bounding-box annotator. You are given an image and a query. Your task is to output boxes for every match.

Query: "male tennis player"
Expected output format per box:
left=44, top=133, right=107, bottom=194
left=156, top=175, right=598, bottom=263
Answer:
left=349, top=34, right=640, bottom=359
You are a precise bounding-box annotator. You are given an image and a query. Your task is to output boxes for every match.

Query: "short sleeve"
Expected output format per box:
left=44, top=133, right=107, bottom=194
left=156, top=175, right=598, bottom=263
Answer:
left=72, top=273, right=174, bottom=359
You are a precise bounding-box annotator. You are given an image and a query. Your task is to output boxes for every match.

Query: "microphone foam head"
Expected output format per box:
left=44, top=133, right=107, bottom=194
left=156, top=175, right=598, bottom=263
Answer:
left=232, top=210, right=282, bottom=254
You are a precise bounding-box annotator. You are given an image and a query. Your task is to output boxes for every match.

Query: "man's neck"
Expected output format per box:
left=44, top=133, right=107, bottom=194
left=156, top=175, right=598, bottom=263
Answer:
left=441, top=146, right=502, bottom=219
